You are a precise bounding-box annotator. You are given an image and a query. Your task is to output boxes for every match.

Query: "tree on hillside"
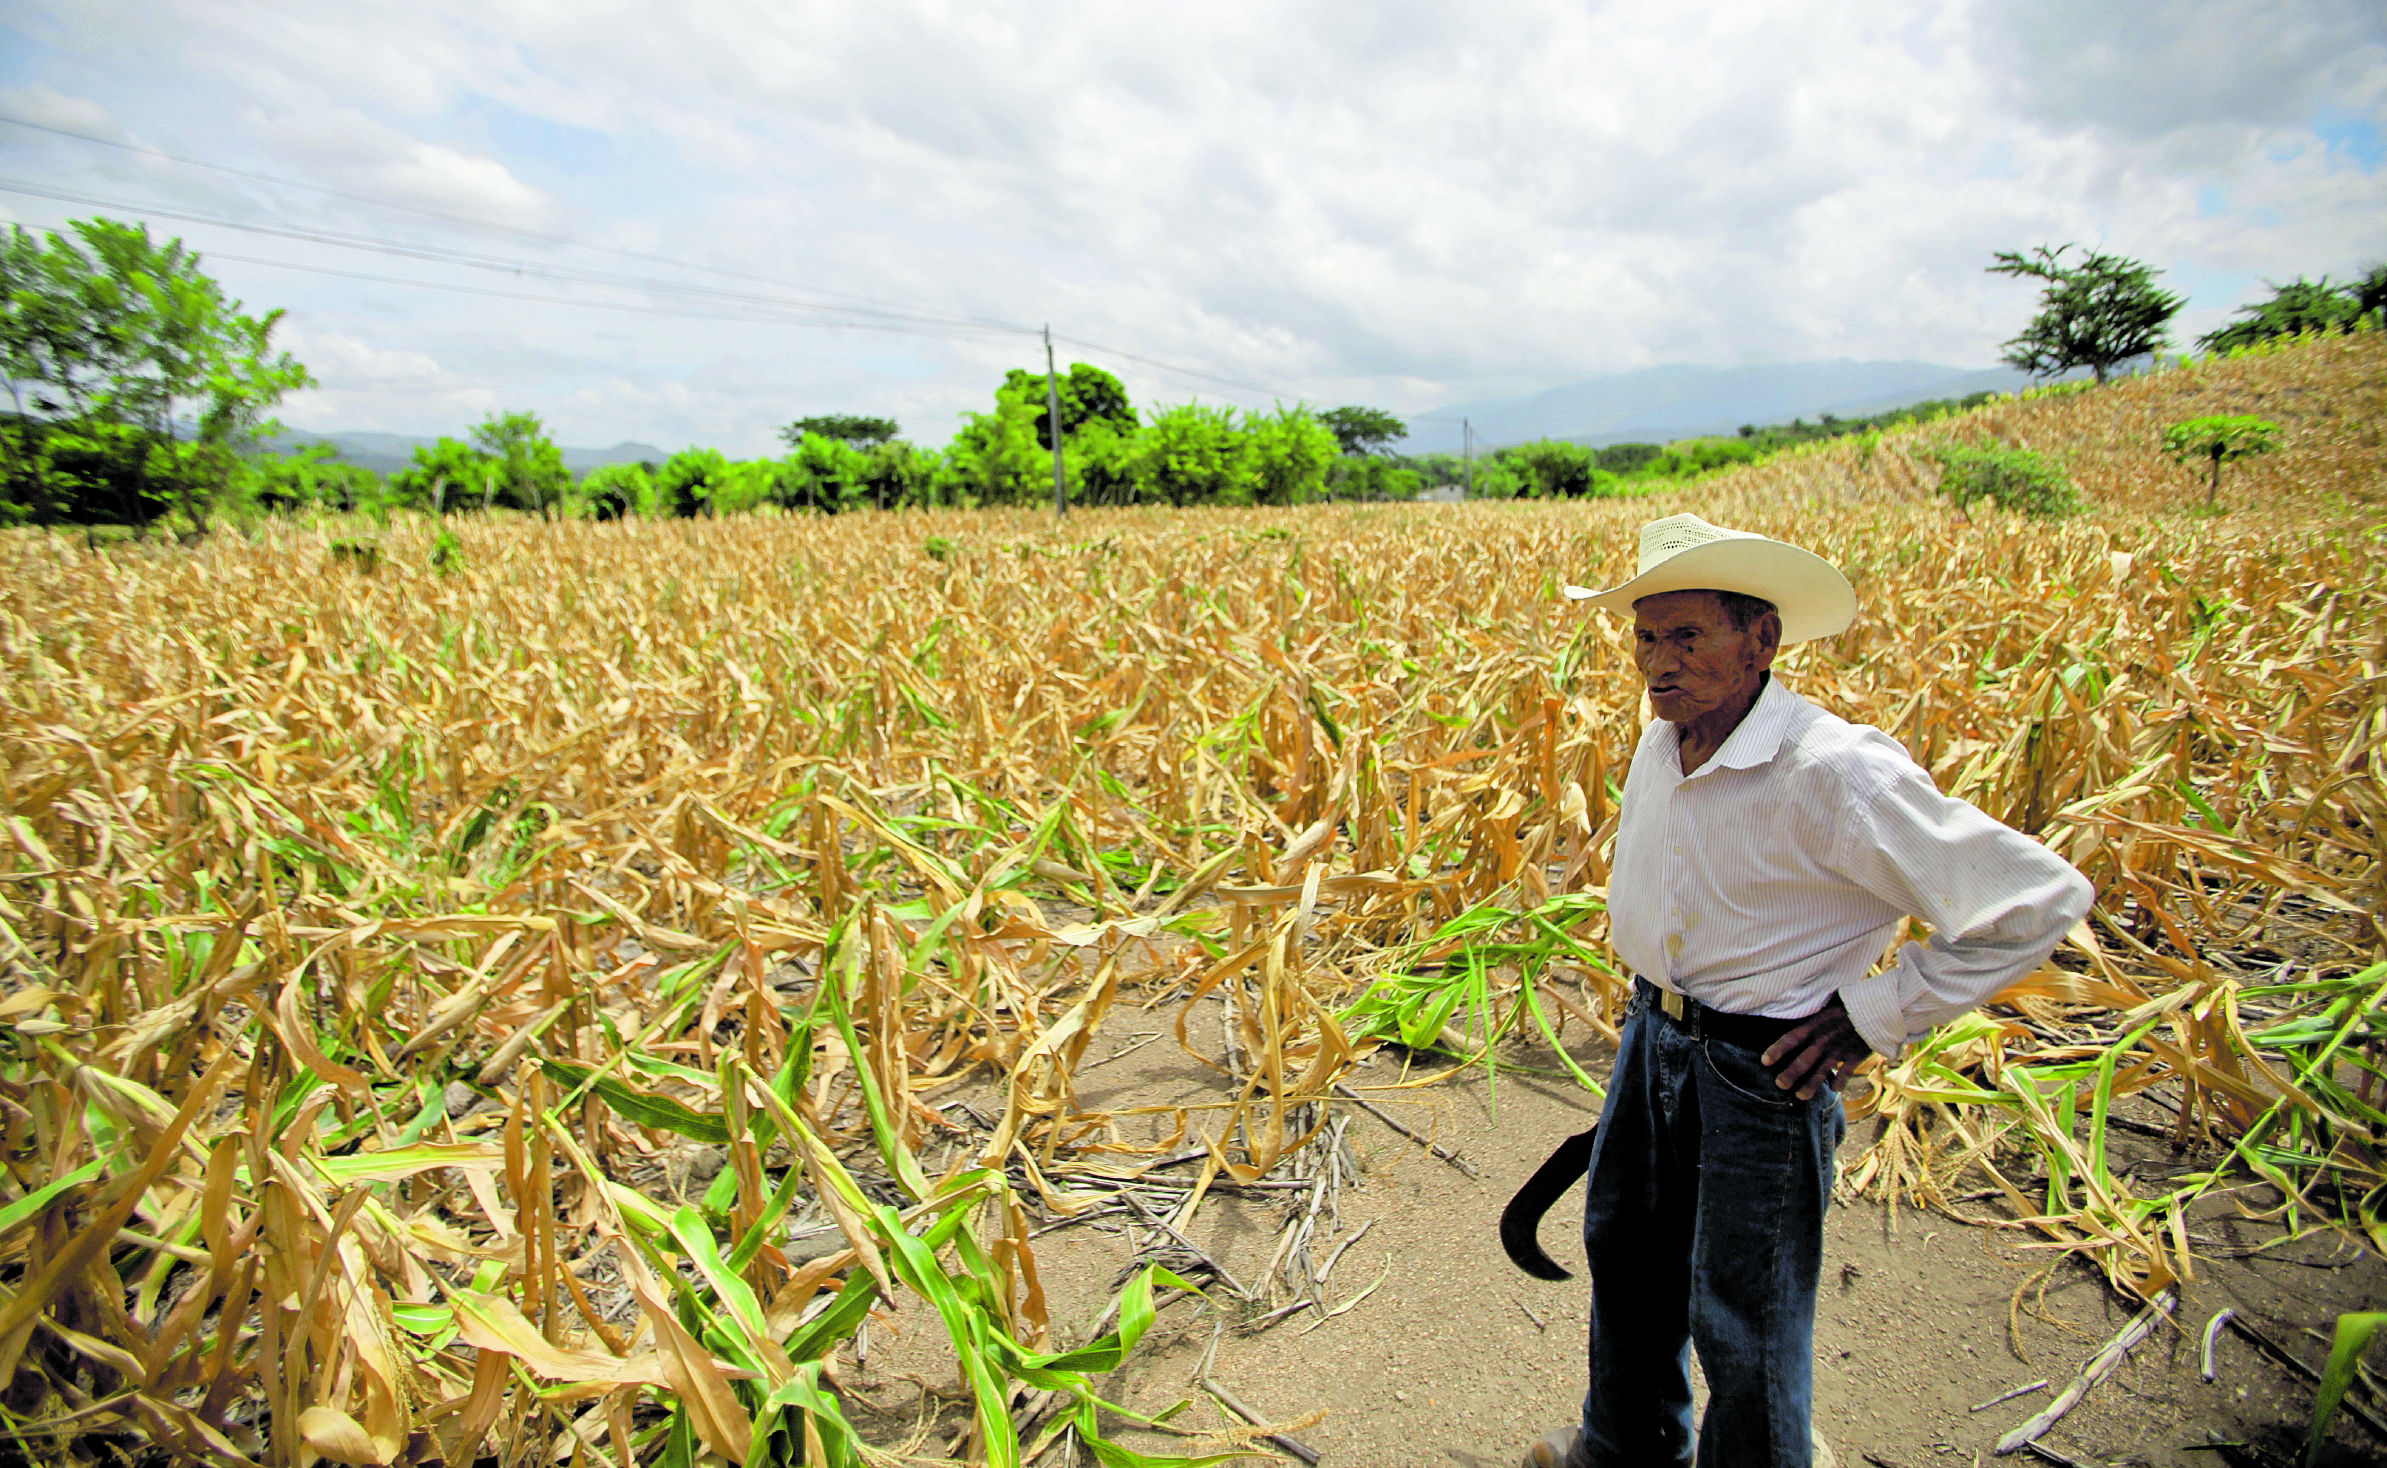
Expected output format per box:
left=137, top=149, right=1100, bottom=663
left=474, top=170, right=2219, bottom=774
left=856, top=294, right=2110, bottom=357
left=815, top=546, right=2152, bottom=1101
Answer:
left=1988, top=244, right=2182, bottom=383
left=781, top=414, right=899, bottom=448
left=2353, top=264, right=2387, bottom=329
left=1594, top=443, right=1663, bottom=475
left=2197, top=278, right=2364, bottom=353
left=1320, top=406, right=1407, bottom=457
left=1, top=217, right=311, bottom=528
left=2162, top=415, right=2278, bottom=508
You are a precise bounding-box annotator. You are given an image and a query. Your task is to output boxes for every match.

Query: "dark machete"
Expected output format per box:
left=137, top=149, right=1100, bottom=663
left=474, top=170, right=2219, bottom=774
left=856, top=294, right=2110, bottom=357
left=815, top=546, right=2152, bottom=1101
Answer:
left=1500, top=1124, right=1597, bottom=1281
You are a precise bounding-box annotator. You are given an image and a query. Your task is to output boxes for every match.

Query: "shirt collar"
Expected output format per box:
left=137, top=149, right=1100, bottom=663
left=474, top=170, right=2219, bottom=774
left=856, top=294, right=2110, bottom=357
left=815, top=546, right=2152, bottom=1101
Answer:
left=1684, top=673, right=1801, bottom=777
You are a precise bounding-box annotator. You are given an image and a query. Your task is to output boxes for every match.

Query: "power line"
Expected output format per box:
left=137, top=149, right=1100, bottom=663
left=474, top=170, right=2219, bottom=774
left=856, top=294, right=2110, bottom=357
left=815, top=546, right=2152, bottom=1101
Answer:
left=0, top=177, right=1032, bottom=335
left=0, top=119, right=1356, bottom=409
left=198, top=250, right=1028, bottom=340
left=1, top=175, right=1324, bottom=403
left=0, top=112, right=1028, bottom=332
left=1049, top=331, right=1310, bottom=403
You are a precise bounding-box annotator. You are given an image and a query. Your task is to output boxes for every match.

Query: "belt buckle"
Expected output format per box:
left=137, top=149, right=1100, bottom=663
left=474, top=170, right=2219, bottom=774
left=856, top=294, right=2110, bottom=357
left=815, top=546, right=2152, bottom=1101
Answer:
left=1661, top=988, right=1685, bottom=1022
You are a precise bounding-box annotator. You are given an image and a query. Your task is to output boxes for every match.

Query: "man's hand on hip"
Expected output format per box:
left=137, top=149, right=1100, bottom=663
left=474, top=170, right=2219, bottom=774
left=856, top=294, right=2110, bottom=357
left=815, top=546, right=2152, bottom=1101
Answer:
left=1760, top=995, right=1874, bottom=1100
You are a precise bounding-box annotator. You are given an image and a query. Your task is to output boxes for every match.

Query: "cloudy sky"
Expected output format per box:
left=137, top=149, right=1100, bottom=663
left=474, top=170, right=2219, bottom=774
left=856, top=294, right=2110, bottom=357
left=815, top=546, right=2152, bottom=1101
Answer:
left=1, top=0, right=2381, bottom=455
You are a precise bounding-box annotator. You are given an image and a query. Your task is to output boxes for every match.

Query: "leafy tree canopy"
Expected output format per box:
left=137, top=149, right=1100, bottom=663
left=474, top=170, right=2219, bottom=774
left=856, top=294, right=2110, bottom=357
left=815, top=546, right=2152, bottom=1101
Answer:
left=1319, top=406, right=1408, bottom=457
left=470, top=410, right=571, bottom=515
left=1988, top=244, right=2183, bottom=384
left=2198, top=278, right=2365, bottom=353
left=385, top=411, right=569, bottom=515
left=780, top=414, right=900, bottom=448
left=2353, top=263, right=2387, bottom=329
left=1002, top=363, right=1135, bottom=451
left=2162, top=414, right=2279, bottom=507
left=2, top=217, right=312, bottom=527
left=1503, top=439, right=1600, bottom=498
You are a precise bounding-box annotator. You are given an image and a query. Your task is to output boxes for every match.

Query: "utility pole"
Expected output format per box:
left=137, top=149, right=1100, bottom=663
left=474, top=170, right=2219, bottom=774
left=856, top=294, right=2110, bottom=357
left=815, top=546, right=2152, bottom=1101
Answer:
left=1045, top=325, right=1067, bottom=520
left=1462, top=418, right=1472, bottom=500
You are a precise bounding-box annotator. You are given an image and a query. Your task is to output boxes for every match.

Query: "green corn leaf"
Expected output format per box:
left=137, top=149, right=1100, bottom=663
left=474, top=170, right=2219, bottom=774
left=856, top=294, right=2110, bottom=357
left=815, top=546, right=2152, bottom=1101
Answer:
left=755, top=1360, right=868, bottom=1468
left=540, top=1057, right=729, bottom=1144
left=0, top=1159, right=104, bottom=1238
left=2306, top=1312, right=2387, bottom=1467
left=666, top=1204, right=773, bottom=1359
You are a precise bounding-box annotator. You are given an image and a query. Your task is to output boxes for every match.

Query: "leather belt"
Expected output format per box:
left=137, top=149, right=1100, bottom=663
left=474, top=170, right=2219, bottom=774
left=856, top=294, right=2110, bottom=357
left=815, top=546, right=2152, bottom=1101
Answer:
left=1634, top=975, right=1809, bottom=1051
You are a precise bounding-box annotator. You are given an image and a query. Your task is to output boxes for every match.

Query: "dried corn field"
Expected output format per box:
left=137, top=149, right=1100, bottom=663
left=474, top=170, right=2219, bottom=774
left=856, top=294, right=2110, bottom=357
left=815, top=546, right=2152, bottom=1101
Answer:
left=3, top=337, right=2385, bottom=1468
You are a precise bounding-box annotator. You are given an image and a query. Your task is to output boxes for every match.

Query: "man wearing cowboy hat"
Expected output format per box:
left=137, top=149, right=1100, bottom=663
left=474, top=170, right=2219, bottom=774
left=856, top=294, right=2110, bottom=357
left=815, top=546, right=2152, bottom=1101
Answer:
left=1524, top=514, right=2092, bottom=1468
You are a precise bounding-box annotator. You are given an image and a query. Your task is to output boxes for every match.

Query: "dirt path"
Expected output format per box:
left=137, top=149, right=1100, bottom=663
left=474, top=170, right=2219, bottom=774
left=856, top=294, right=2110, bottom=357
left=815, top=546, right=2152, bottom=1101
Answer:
left=846, top=992, right=2384, bottom=1467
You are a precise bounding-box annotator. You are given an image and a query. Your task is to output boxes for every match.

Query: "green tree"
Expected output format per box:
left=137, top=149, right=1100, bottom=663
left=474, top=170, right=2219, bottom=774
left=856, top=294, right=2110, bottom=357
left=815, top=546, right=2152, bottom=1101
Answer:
left=386, top=437, right=490, bottom=513
left=779, top=435, right=868, bottom=514
left=1594, top=443, right=1663, bottom=476
left=655, top=447, right=733, bottom=516
left=1062, top=416, right=1138, bottom=506
left=2161, top=415, right=2279, bottom=508
left=1466, top=454, right=1527, bottom=499
left=1987, top=244, right=2183, bottom=383
left=1, top=218, right=311, bottom=528
left=1003, top=363, right=1135, bottom=451
left=1930, top=443, right=2079, bottom=517
left=1324, top=456, right=1423, bottom=500
left=1504, top=439, right=1601, bottom=497
left=579, top=461, right=651, bottom=520
left=780, top=414, right=900, bottom=448
left=2352, top=263, right=2387, bottom=329
left=240, top=443, right=377, bottom=515
left=2197, top=279, right=2363, bottom=353
left=858, top=439, right=936, bottom=511
left=1245, top=405, right=1340, bottom=505
left=945, top=384, right=1047, bottom=506
left=466, top=411, right=572, bottom=516
left=1320, top=405, right=1408, bottom=457
left=1128, top=403, right=1252, bottom=506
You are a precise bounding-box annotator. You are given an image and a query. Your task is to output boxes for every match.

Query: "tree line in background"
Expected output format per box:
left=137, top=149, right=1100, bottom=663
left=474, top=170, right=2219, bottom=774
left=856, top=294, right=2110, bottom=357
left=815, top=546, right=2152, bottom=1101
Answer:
left=3, top=216, right=2379, bottom=531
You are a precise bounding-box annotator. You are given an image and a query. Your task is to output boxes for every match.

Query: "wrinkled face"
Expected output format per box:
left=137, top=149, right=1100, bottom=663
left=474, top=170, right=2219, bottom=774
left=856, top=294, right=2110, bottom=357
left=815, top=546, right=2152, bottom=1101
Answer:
left=1631, top=590, right=1777, bottom=727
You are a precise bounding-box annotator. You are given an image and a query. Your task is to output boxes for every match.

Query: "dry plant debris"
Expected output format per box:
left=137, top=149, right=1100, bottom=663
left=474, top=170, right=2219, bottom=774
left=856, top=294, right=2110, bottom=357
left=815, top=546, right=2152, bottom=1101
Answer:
left=1, top=331, right=2382, bottom=1465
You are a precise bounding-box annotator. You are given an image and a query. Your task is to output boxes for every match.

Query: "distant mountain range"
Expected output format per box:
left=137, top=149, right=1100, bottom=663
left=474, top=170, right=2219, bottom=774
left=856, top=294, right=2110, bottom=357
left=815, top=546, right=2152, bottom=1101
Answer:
left=1403, top=359, right=2079, bottom=455
left=264, top=429, right=668, bottom=477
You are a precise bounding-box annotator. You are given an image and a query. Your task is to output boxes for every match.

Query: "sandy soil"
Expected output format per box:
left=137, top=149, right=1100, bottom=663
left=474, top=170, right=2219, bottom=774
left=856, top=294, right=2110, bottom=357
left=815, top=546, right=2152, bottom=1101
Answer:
left=836, top=987, right=2386, bottom=1468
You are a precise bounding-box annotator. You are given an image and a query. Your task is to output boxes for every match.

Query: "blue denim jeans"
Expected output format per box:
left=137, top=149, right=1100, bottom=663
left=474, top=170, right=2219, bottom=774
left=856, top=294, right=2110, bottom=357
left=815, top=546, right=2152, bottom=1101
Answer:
left=1577, top=988, right=1845, bottom=1468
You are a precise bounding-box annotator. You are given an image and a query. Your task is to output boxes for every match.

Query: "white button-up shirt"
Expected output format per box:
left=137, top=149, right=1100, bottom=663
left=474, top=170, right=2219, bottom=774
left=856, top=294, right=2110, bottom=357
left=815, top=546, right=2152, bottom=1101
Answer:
left=1608, top=675, right=2094, bottom=1061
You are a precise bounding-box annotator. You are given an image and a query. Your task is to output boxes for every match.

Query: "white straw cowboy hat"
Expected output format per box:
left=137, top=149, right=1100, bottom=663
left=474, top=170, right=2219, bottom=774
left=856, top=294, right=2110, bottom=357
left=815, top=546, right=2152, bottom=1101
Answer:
left=1562, top=513, right=1857, bottom=645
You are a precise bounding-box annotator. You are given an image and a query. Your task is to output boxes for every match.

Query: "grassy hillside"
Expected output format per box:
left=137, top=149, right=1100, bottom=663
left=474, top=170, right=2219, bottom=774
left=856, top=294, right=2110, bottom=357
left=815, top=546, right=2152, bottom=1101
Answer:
left=1703, top=329, right=2386, bottom=516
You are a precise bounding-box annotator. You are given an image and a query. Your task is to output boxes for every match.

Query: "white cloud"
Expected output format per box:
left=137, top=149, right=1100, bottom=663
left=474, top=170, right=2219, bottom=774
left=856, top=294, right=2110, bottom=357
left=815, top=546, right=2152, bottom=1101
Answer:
left=244, top=107, right=555, bottom=229
left=1, top=0, right=2377, bottom=450
left=0, top=82, right=125, bottom=139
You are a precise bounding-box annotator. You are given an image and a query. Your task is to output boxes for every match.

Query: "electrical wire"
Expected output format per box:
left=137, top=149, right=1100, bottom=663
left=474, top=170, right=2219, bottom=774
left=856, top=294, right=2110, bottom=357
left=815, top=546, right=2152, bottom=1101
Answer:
left=0, top=112, right=1028, bottom=331
left=1, top=176, right=1324, bottom=402
left=198, top=250, right=1029, bottom=340
left=0, top=117, right=1379, bottom=410
left=0, top=177, right=1032, bottom=335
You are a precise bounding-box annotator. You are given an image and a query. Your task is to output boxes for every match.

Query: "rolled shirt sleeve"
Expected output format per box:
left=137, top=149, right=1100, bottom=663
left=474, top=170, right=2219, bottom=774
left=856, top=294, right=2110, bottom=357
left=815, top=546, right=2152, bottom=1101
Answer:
left=1826, top=759, right=2096, bottom=1061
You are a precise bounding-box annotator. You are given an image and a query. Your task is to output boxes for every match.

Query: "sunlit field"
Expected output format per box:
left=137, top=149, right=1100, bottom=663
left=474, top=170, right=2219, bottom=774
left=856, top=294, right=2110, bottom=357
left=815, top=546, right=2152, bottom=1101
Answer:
left=2, top=331, right=2381, bottom=1466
